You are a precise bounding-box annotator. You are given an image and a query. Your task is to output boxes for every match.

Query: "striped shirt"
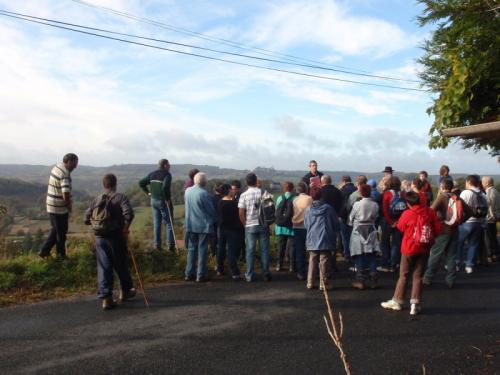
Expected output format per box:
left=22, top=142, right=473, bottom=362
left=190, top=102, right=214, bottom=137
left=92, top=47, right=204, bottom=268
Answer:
left=46, top=163, right=72, bottom=214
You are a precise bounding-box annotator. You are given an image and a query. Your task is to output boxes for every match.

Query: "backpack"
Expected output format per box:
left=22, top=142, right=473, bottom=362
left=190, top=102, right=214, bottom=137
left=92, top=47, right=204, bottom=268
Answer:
left=275, top=194, right=294, bottom=228
left=411, top=209, right=436, bottom=247
left=388, top=190, right=406, bottom=219
left=444, top=193, right=464, bottom=227
left=90, top=194, right=118, bottom=236
left=257, top=193, right=276, bottom=227
left=469, top=190, right=488, bottom=219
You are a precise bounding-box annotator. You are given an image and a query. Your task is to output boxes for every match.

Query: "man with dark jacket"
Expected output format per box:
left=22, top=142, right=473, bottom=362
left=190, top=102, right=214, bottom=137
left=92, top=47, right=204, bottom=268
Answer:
left=319, top=175, right=343, bottom=214
left=302, top=160, right=324, bottom=198
left=139, top=159, right=174, bottom=252
left=339, top=175, right=356, bottom=259
left=85, top=174, right=135, bottom=310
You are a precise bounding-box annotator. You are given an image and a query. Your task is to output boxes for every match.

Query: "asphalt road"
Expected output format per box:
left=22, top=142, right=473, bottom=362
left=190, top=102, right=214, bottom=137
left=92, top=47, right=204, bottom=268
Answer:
left=0, top=263, right=499, bottom=375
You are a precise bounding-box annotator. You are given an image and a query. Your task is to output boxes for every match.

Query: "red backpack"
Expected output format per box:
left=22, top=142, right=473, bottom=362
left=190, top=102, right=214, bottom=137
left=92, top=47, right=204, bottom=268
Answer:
left=412, top=209, right=436, bottom=247
left=444, top=194, right=464, bottom=227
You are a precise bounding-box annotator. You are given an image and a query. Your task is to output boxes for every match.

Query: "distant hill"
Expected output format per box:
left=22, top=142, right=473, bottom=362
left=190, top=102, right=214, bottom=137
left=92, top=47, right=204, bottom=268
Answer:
left=0, top=164, right=498, bottom=195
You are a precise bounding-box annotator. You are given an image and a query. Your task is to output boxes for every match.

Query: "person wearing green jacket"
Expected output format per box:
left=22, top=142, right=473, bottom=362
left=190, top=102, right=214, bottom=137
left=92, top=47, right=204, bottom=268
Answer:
left=139, top=159, right=174, bottom=252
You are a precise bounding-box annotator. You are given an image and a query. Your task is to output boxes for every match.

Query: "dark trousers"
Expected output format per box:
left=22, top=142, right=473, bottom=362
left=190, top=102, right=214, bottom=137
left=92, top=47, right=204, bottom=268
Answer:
left=277, top=235, right=295, bottom=270
left=485, top=223, right=499, bottom=259
left=40, top=213, right=69, bottom=257
left=216, top=227, right=241, bottom=276
left=96, top=236, right=133, bottom=299
left=294, top=228, right=307, bottom=278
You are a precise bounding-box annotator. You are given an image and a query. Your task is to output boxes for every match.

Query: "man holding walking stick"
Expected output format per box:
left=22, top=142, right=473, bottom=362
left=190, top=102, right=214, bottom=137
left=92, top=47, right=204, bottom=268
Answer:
left=139, top=159, right=175, bottom=253
left=85, top=174, right=137, bottom=310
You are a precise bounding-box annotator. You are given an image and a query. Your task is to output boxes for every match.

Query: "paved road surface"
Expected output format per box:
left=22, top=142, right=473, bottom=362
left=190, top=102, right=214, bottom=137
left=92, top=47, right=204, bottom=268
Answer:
left=1, top=263, right=499, bottom=375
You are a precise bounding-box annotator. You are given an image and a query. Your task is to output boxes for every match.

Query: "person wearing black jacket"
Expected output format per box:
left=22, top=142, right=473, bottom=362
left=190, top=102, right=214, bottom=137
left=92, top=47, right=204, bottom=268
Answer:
left=339, top=176, right=356, bottom=260
left=319, top=175, right=343, bottom=213
left=216, top=184, right=242, bottom=279
left=85, top=174, right=135, bottom=310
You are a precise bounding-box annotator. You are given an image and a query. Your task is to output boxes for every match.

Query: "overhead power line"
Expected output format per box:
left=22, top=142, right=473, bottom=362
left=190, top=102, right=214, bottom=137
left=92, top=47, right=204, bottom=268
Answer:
left=0, top=10, right=427, bottom=92
left=68, top=0, right=394, bottom=77
left=1, top=9, right=420, bottom=84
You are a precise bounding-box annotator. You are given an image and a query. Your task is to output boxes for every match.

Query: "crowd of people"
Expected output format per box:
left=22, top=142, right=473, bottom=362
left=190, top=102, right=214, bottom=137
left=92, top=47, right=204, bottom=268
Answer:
left=38, top=155, right=500, bottom=312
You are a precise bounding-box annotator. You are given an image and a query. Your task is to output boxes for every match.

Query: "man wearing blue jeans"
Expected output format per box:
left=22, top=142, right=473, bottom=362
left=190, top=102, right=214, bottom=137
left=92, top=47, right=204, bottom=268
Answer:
left=456, top=175, right=487, bottom=273
left=139, top=159, right=175, bottom=252
left=184, top=172, right=216, bottom=282
left=238, top=173, right=272, bottom=282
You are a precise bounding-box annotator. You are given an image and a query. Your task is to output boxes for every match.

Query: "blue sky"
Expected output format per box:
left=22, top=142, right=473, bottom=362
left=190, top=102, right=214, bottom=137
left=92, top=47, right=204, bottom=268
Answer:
left=0, top=0, right=498, bottom=174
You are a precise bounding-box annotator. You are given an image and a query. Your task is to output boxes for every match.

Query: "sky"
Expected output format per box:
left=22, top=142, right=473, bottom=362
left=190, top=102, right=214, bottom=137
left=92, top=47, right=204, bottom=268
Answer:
left=0, top=0, right=498, bottom=174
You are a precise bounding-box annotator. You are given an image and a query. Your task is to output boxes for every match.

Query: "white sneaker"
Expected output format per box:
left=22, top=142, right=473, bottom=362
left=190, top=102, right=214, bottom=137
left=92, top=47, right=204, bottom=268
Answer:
left=465, top=266, right=473, bottom=274
left=381, top=299, right=402, bottom=311
left=410, top=303, right=421, bottom=316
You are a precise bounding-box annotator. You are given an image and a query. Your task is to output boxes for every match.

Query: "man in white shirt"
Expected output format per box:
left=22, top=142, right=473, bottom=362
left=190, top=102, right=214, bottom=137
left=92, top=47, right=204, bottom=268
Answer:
left=456, top=175, right=487, bottom=273
left=238, top=173, right=272, bottom=282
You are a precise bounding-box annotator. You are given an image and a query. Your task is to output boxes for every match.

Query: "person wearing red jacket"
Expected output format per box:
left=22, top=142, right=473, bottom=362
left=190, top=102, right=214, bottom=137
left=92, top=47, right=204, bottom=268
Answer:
left=381, top=191, right=441, bottom=316
left=411, top=178, right=428, bottom=207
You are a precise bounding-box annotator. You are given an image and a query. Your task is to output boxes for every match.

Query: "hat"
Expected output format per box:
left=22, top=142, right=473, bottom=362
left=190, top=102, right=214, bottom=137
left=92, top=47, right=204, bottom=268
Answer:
left=382, top=166, right=394, bottom=173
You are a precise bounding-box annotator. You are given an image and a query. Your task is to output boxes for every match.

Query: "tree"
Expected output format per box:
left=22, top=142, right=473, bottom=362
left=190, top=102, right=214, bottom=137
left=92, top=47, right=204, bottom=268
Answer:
left=417, top=0, right=500, bottom=155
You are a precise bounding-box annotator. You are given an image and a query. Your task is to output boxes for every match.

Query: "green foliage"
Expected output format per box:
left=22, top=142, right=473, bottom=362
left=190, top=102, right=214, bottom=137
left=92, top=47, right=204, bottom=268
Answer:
left=417, top=0, right=500, bottom=155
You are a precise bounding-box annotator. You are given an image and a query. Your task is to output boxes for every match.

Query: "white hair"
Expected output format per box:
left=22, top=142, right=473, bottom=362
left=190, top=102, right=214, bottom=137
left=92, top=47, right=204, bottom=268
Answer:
left=194, top=172, right=207, bottom=186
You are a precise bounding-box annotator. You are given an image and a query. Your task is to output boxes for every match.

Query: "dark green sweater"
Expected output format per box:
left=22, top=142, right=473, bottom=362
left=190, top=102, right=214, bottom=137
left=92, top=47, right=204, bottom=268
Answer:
left=138, top=169, right=172, bottom=201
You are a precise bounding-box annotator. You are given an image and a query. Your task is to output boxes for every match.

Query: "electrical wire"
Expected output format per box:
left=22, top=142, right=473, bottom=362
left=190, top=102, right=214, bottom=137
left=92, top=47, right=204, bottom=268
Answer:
left=0, top=9, right=420, bottom=84
left=68, top=0, right=393, bottom=76
left=0, top=10, right=428, bottom=92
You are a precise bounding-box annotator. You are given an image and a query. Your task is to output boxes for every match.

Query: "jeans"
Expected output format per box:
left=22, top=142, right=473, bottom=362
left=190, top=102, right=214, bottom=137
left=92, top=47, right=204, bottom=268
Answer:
left=380, top=219, right=402, bottom=268
left=393, top=254, right=428, bottom=304
left=245, top=225, right=271, bottom=281
left=424, top=231, right=458, bottom=286
left=294, top=228, right=307, bottom=278
left=456, top=221, right=483, bottom=267
left=353, top=253, right=377, bottom=274
left=151, top=199, right=174, bottom=248
left=216, top=227, right=241, bottom=276
left=40, top=213, right=69, bottom=257
left=95, top=236, right=133, bottom=299
left=339, top=220, right=352, bottom=259
left=185, top=232, right=210, bottom=280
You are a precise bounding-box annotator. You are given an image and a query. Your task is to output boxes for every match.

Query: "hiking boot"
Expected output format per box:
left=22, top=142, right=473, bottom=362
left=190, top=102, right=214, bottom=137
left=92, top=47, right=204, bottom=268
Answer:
left=352, top=280, right=365, bottom=290
left=38, top=251, right=50, bottom=259
left=155, top=244, right=162, bottom=252
left=381, top=299, right=402, bottom=311
left=410, top=303, right=421, bottom=316
left=119, top=288, right=136, bottom=302
left=102, top=297, right=117, bottom=311
left=56, top=254, right=68, bottom=261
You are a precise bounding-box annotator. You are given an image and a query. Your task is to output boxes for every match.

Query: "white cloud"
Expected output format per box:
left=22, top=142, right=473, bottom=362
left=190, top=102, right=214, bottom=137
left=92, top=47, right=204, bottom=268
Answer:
left=244, top=0, right=419, bottom=58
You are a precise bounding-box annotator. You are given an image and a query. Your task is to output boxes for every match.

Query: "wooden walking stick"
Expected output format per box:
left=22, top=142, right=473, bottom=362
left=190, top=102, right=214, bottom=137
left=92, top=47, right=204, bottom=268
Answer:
left=166, top=202, right=179, bottom=255
left=128, top=242, right=150, bottom=308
